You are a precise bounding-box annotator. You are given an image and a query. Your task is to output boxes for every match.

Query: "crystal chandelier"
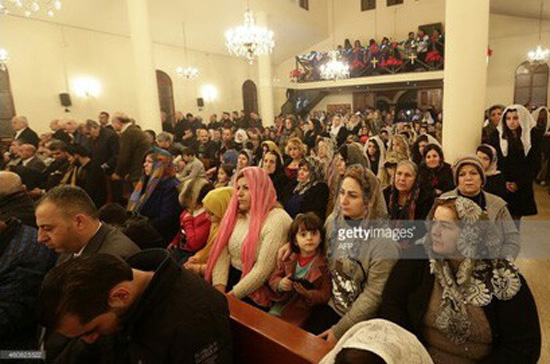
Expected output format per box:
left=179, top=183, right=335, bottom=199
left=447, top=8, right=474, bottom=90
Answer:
left=176, top=66, right=199, bottom=80
left=0, top=0, right=62, bottom=17
left=225, top=9, right=274, bottom=64
left=0, top=48, right=8, bottom=71
left=320, top=0, right=349, bottom=80
left=176, top=22, right=199, bottom=81
left=528, top=0, right=550, bottom=64
left=320, top=51, right=350, bottom=80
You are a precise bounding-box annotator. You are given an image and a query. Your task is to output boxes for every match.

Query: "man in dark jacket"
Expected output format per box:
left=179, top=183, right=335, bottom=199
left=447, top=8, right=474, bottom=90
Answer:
left=111, top=113, right=149, bottom=187
left=0, top=218, right=58, bottom=350
left=0, top=171, right=37, bottom=227
left=67, top=144, right=108, bottom=209
left=12, top=115, right=39, bottom=147
left=84, top=119, right=119, bottom=175
left=38, top=250, right=233, bottom=364
left=40, top=140, right=70, bottom=192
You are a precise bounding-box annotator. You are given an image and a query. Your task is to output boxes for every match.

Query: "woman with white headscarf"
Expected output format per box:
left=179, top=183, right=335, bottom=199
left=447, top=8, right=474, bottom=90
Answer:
left=364, top=135, right=386, bottom=179
left=489, top=104, right=543, bottom=220
left=377, top=196, right=541, bottom=364
left=532, top=106, right=550, bottom=185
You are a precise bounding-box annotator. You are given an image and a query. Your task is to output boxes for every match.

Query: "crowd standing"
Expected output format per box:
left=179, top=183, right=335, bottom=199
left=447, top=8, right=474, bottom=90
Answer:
left=0, top=102, right=546, bottom=363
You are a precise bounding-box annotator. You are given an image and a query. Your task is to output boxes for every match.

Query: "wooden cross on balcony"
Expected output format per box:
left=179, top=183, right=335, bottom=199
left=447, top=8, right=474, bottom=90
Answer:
left=409, top=53, right=417, bottom=65
left=371, top=58, right=379, bottom=68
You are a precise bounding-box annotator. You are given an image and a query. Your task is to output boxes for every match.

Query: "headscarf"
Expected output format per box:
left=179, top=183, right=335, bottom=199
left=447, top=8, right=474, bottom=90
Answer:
left=234, top=149, right=253, bottom=181
left=497, top=104, right=537, bottom=157
left=422, top=196, right=521, bottom=344
left=193, top=187, right=234, bottom=264
left=128, top=147, right=176, bottom=212
left=293, top=157, right=325, bottom=195
left=379, top=150, right=409, bottom=189
left=387, top=160, right=421, bottom=221
left=364, top=135, right=386, bottom=179
left=318, top=137, right=335, bottom=180
left=531, top=106, right=550, bottom=133
left=178, top=177, right=211, bottom=211
left=319, top=320, right=433, bottom=364
left=260, top=140, right=283, bottom=165
left=476, top=144, right=501, bottom=177
left=387, top=134, right=411, bottom=159
left=332, top=164, right=388, bottom=221
left=205, top=167, right=277, bottom=306
left=234, top=129, right=249, bottom=144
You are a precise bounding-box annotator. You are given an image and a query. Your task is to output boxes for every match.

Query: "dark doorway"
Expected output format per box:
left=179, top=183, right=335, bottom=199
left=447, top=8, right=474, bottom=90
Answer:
left=242, top=80, right=258, bottom=115
left=156, top=70, right=175, bottom=121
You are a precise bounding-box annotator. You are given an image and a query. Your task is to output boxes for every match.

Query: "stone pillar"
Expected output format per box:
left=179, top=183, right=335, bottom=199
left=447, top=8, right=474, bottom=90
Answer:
left=257, top=11, right=275, bottom=126
left=442, top=0, right=490, bottom=162
left=126, top=0, right=162, bottom=131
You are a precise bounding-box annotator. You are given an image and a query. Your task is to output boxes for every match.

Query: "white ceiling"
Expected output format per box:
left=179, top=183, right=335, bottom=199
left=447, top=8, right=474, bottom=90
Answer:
left=491, top=0, right=550, bottom=20
left=2, top=0, right=329, bottom=64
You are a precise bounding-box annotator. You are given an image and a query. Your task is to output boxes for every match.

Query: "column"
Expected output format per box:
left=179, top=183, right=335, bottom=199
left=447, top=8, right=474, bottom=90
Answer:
left=126, top=0, right=162, bottom=132
left=257, top=11, right=275, bottom=126
left=442, top=0, right=490, bottom=163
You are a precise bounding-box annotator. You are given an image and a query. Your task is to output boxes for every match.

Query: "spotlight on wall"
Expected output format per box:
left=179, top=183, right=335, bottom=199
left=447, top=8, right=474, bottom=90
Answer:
left=0, top=48, right=8, bottom=71
left=201, top=84, right=218, bottom=102
left=72, top=76, right=101, bottom=98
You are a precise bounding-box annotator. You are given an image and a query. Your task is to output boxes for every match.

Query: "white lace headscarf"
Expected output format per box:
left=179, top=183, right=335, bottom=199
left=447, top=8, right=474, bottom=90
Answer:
left=497, top=104, right=537, bottom=157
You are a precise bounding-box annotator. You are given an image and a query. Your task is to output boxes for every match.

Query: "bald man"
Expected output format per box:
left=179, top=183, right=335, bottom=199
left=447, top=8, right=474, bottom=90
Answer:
left=0, top=171, right=36, bottom=227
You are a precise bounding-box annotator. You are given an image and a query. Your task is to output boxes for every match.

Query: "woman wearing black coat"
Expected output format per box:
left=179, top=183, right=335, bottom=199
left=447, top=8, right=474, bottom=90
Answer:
left=418, top=143, right=454, bottom=196
left=490, top=105, right=543, bottom=220
left=281, top=157, right=329, bottom=220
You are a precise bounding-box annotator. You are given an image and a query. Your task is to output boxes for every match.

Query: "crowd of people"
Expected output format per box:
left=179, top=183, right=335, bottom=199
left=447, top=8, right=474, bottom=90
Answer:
left=0, top=101, right=548, bottom=363
left=293, top=29, right=445, bottom=82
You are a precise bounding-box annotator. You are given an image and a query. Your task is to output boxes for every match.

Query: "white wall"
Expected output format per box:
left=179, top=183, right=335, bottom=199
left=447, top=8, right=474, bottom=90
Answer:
left=486, top=14, right=550, bottom=107
left=0, top=15, right=258, bottom=135
left=273, top=0, right=445, bottom=111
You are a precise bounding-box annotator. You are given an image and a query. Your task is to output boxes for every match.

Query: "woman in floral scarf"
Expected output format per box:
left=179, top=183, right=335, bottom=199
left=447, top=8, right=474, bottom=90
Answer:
left=128, top=147, right=181, bottom=244
left=378, top=196, right=541, bottom=364
left=281, top=157, right=329, bottom=220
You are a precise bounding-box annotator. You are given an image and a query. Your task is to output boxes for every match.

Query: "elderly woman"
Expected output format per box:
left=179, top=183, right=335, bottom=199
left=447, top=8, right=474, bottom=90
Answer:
left=282, top=157, right=329, bottom=220
left=316, top=137, right=335, bottom=178
left=418, top=144, right=455, bottom=196
left=128, top=147, right=181, bottom=244
left=262, top=149, right=291, bottom=201
left=476, top=144, right=507, bottom=200
left=490, top=105, right=542, bottom=221
left=384, top=160, right=434, bottom=222
left=206, top=167, right=292, bottom=310
left=279, top=165, right=399, bottom=343
left=378, top=196, right=541, bottom=364
left=330, top=115, right=350, bottom=148
left=441, top=155, right=520, bottom=259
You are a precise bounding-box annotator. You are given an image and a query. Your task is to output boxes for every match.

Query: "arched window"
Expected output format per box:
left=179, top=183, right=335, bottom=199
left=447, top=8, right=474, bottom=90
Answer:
left=156, top=70, right=175, bottom=121
left=514, top=61, right=549, bottom=106
left=0, top=67, right=16, bottom=138
left=242, top=80, right=258, bottom=115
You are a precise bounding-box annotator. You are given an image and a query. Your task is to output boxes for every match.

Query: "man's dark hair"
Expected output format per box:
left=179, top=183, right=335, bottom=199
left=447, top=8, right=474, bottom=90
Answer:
left=288, top=212, right=325, bottom=253
left=181, top=146, right=196, bottom=156
left=38, top=254, right=133, bottom=329
left=98, top=203, right=129, bottom=226
left=38, top=185, right=99, bottom=218
left=49, top=140, right=68, bottom=152
left=100, top=111, right=110, bottom=118
left=85, top=119, right=100, bottom=129
left=67, top=143, right=91, bottom=158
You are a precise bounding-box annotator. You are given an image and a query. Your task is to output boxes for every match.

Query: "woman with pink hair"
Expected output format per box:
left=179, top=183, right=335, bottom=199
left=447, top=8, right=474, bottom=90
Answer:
left=205, top=166, right=293, bottom=309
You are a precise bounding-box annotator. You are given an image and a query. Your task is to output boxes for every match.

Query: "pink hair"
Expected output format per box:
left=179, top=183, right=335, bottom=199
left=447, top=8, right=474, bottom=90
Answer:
left=205, top=166, right=277, bottom=306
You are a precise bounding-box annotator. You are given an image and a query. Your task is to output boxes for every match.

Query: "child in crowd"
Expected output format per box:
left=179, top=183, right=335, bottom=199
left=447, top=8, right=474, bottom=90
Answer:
left=168, top=178, right=214, bottom=265
left=268, top=212, right=331, bottom=327
left=215, top=163, right=235, bottom=188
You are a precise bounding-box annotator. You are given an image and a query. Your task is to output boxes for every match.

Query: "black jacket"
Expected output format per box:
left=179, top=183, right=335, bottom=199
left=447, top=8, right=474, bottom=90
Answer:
left=15, top=128, right=39, bottom=147
left=418, top=162, right=455, bottom=196
left=378, top=248, right=541, bottom=364
left=115, top=249, right=233, bottom=363
left=77, top=161, right=108, bottom=209
left=90, top=128, right=119, bottom=175
left=0, top=190, right=36, bottom=227
left=42, top=159, right=70, bottom=191
left=282, top=182, right=329, bottom=221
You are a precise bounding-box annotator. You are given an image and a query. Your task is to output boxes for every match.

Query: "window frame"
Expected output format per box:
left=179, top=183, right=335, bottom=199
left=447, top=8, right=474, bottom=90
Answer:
left=514, top=61, right=549, bottom=107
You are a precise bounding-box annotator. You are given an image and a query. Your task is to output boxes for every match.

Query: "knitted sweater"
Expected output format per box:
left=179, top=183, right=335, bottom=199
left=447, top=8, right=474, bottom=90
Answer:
left=212, top=208, right=292, bottom=299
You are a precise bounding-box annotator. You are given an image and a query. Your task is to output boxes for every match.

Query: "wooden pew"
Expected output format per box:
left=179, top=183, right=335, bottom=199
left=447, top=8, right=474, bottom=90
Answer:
left=227, top=295, right=334, bottom=364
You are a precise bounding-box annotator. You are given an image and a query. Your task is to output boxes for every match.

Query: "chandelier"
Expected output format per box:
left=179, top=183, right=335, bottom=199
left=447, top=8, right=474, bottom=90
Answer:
left=0, top=48, right=8, bottom=71
left=320, top=51, right=350, bottom=80
left=225, top=9, right=274, bottom=64
left=0, top=0, right=62, bottom=17
left=176, top=22, right=199, bottom=81
left=176, top=66, right=199, bottom=80
left=528, top=0, right=550, bottom=64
